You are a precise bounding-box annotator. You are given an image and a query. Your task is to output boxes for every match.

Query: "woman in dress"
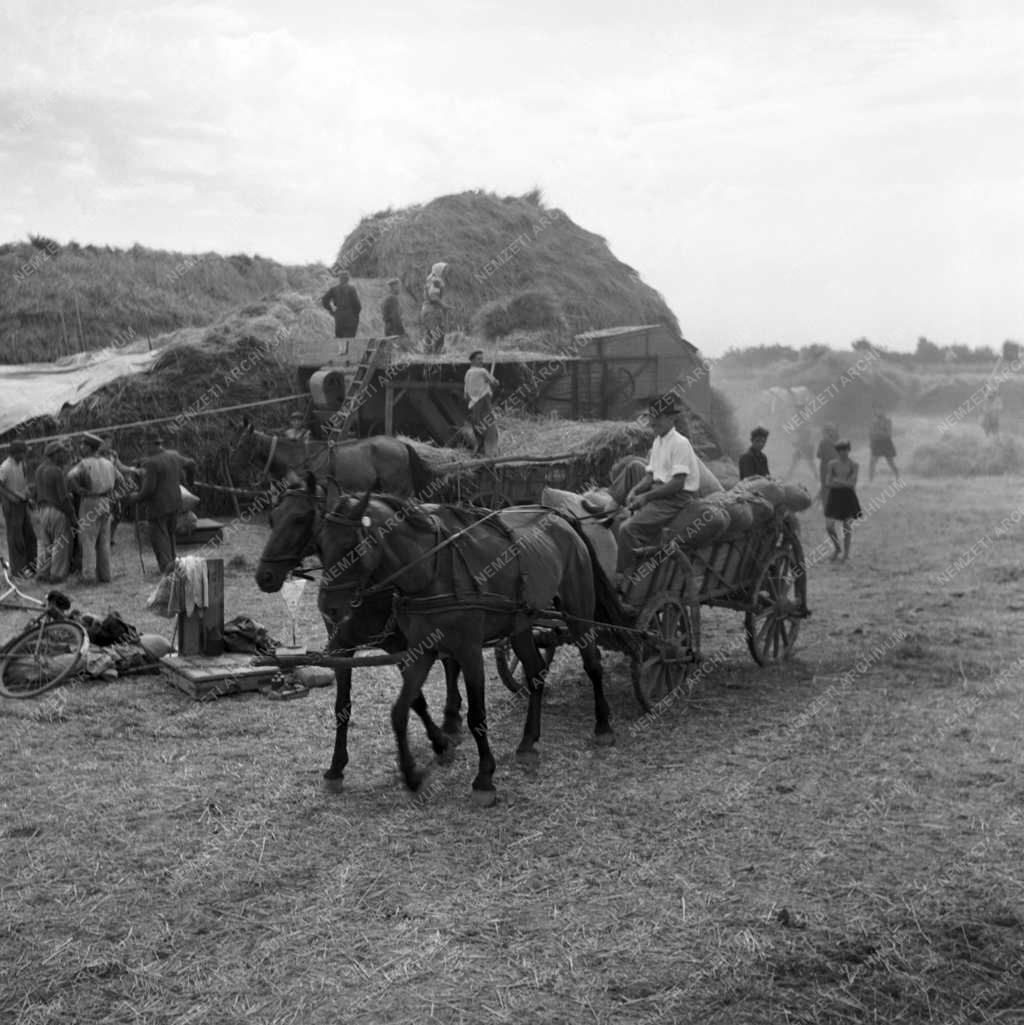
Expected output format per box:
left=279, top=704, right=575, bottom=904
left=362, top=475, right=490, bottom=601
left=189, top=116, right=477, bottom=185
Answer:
left=824, top=440, right=861, bottom=562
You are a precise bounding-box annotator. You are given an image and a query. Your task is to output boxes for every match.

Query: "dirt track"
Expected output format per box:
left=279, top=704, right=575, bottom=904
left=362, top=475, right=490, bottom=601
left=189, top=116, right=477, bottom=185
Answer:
left=2, top=456, right=1023, bottom=1023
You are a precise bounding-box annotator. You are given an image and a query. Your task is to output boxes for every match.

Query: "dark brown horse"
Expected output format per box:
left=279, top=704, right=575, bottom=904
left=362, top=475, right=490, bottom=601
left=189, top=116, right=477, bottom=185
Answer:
left=267, top=482, right=614, bottom=806
left=236, top=416, right=440, bottom=501
left=254, top=480, right=464, bottom=791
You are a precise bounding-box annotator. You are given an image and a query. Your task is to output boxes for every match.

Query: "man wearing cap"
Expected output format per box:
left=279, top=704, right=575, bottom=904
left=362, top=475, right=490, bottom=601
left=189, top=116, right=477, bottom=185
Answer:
left=33, top=441, right=76, bottom=583
left=283, top=412, right=311, bottom=442
left=321, top=269, right=362, bottom=340
left=615, top=397, right=701, bottom=595
left=0, top=440, right=38, bottom=579
left=67, top=433, right=124, bottom=584
left=381, top=278, right=406, bottom=338
left=739, top=427, right=770, bottom=480
left=130, top=430, right=186, bottom=573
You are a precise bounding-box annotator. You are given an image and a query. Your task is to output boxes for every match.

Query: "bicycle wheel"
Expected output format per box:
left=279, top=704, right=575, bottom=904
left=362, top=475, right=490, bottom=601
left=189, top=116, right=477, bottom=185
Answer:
left=0, top=621, right=89, bottom=699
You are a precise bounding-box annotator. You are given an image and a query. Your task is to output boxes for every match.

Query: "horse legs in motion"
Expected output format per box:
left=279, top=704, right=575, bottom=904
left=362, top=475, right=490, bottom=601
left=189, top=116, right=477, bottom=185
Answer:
left=322, top=656, right=463, bottom=792
left=511, top=608, right=611, bottom=768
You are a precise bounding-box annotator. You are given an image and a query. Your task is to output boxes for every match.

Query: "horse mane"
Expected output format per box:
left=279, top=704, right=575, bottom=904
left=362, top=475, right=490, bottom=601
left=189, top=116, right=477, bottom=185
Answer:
left=402, top=443, right=435, bottom=498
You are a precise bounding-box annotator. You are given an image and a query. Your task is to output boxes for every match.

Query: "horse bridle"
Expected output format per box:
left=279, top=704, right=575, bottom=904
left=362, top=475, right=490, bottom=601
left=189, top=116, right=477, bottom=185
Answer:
left=258, top=486, right=324, bottom=575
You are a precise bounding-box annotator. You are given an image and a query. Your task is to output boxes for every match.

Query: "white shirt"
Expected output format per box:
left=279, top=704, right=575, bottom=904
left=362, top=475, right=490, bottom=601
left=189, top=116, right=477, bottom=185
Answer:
left=647, top=428, right=700, bottom=491
left=0, top=456, right=29, bottom=500
left=464, top=366, right=496, bottom=408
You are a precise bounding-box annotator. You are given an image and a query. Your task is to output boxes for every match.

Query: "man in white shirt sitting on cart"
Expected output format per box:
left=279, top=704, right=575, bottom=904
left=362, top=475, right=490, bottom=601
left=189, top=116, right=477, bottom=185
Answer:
left=615, top=395, right=701, bottom=598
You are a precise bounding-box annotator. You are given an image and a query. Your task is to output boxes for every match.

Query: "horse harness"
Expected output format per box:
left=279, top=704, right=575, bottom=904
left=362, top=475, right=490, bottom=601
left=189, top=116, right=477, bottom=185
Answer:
left=320, top=503, right=539, bottom=626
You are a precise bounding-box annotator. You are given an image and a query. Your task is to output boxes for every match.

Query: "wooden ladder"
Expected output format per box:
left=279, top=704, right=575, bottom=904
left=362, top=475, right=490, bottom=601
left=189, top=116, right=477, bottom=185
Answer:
left=329, top=337, right=389, bottom=438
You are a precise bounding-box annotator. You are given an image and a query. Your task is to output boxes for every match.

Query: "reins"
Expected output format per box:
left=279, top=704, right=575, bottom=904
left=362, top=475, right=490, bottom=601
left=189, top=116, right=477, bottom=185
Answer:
left=323, top=504, right=510, bottom=601
left=261, top=433, right=279, bottom=479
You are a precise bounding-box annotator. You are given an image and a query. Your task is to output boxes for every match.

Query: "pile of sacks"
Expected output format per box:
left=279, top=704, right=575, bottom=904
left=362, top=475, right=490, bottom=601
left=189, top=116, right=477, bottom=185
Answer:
left=663, top=476, right=812, bottom=550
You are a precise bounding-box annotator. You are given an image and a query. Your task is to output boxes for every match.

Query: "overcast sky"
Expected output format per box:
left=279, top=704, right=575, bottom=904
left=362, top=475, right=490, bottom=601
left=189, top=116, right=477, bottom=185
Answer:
left=1, top=0, right=1021, bottom=355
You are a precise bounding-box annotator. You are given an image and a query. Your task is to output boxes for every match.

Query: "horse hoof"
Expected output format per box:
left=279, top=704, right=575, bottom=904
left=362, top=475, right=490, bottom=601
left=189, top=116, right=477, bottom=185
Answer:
left=322, top=774, right=345, bottom=794
left=406, top=767, right=432, bottom=793
left=470, top=787, right=497, bottom=808
left=435, top=744, right=457, bottom=767
left=594, top=730, right=616, bottom=748
left=515, top=749, right=540, bottom=770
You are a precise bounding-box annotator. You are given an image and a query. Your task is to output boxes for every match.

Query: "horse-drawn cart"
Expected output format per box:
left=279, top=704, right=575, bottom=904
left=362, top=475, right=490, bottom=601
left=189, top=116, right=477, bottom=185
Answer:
left=494, top=510, right=808, bottom=711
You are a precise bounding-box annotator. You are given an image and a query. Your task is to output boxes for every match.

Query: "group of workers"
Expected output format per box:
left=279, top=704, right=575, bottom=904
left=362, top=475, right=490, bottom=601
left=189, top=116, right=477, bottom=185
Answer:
left=0, top=430, right=196, bottom=587
left=320, top=263, right=449, bottom=354
left=735, top=406, right=901, bottom=563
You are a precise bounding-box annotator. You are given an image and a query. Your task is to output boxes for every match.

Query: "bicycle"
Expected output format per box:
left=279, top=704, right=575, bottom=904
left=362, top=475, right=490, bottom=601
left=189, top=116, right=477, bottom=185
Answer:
left=0, top=590, right=90, bottom=699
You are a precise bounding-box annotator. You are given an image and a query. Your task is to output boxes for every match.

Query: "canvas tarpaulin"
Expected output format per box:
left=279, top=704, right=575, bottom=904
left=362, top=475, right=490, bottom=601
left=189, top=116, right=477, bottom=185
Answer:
left=0, top=344, right=160, bottom=434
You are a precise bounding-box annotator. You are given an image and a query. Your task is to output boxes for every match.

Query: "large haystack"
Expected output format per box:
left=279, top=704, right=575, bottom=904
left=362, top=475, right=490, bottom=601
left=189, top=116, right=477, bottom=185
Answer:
left=335, top=191, right=682, bottom=341
left=0, top=239, right=331, bottom=363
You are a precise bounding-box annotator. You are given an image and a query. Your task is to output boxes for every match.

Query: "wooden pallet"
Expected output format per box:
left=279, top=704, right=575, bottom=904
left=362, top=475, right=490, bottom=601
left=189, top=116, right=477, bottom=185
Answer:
left=161, top=652, right=279, bottom=700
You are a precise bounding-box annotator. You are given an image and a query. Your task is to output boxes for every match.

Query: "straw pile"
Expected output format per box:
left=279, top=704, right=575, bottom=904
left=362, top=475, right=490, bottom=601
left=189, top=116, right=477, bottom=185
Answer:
left=335, top=190, right=682, bottom=341
left=0, top=238, right=330, bottom=363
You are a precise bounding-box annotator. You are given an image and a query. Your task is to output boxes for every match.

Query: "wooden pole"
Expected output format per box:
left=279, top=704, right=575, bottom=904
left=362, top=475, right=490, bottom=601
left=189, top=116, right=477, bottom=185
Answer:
left=58, top=307, right=69, bottom=354
left=384, top=381, right=394, bottom=436
left=73, top=293, right=85, bottom=350
left=221, top=453, right=243, bottom=519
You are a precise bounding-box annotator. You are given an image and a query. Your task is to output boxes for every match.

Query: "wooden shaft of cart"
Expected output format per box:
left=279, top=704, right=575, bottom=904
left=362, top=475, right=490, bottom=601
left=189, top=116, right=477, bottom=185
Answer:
left=254, top=651, right=406, bottom=669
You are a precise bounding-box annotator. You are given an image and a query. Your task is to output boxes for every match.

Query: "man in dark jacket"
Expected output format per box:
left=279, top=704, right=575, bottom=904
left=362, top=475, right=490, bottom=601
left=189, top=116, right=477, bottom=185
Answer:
left=321, top=270, right=362, bottom=339
left=34, top=441, right=76, bottom=582
left=738, top=427, right=770, bottom=479
left=131, top=430, right=186, bottom=573
left=381, top=278, right=405, bottom=337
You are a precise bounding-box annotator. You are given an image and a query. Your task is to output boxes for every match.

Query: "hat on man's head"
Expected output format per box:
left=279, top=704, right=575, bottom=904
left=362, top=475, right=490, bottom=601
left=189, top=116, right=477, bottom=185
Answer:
left=44, top=440, right=66, bottom=457
left=81, top=433, right=103, bottom=450
left=751, top=426, right=770, bottom=440
left=289, top=411, right=303, bottom=421
left=9, top=439, right=27, bottom=455
left=387, top=277, right=400, bottom=287
left=835, top=439, right=851, bottom=450
left=648, top=394, right=684, bottom=419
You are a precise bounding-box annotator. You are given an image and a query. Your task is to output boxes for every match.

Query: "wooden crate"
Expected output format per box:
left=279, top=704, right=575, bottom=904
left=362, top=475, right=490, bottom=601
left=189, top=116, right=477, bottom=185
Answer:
left=162, top=652, right=279, bottom=700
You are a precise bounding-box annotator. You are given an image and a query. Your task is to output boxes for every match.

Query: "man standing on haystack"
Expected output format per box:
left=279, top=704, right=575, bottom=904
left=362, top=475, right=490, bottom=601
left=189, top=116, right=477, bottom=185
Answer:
left=130, top=430, right=188, bottom=574
left=33, top=441, right=76, bottom=583
left=464, top=350, right=500, bottom=456
left=0, top=440, right=37, bottom=580
left=381, top=278, right=406, bottom=338
left=615, top=396, right=700, bottom=599
left=321, top=269, right=362, bottom=340
left=68, top=433, right=124, bottom=584
left=421, top=261, right=448, bottom=354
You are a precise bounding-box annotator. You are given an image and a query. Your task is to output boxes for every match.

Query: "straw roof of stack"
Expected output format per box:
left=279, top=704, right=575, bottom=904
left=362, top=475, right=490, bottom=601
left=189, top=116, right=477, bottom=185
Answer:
left=335, top=190, right=683, bottom=342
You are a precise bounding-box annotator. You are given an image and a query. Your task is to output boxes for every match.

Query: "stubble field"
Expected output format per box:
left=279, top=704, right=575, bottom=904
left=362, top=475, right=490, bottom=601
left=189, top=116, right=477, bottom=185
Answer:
left=2, top=426, right=1023, bottom=1024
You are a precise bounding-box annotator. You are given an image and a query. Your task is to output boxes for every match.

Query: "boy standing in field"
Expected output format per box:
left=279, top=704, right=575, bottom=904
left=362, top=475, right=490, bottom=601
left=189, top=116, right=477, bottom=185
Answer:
left=816, top=423, right=839, bottom=505
left=868, top=406, right=899, bottom=481
left=739, top=427, right=770, bottom=479
left=824, top=440, right=862, bottom=563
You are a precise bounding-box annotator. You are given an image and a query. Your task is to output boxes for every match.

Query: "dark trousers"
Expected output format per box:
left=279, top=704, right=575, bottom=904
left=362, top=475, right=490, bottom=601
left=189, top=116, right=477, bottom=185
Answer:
left=2, top=498, right=38, bottom=577
left=148, top=514, right=178, bottom=573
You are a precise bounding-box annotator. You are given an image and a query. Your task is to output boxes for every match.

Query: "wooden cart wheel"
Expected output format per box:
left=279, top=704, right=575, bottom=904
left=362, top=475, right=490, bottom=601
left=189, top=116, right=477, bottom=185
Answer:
left=494, top=636, right=558, bottom=694
left=630, top=593, right=697, bottom=712
left=744, top=531, right=806, bottom=665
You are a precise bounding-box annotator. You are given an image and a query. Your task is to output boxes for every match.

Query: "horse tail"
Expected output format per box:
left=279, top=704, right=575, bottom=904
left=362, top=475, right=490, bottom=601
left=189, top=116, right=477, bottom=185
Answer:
left=404, top=443, right=435, bottom=500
